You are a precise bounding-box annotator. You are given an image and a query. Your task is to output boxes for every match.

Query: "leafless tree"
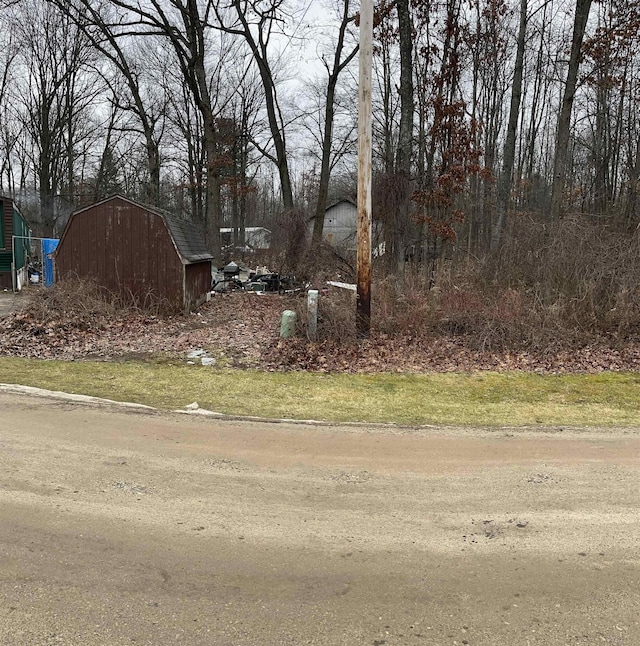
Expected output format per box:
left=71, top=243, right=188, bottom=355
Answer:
left=492, top=0, right=527, bottom=249
left=9, top=0, right=98, bottom=234
left=550, top=0, right=593, bottom=220
left=309, top=0, right=359, bottom=248
left=0, top=23, right=20, bottom=195
left=214, top=0, right=299, bottom=213
left=47, top=0, right=172, bottom=206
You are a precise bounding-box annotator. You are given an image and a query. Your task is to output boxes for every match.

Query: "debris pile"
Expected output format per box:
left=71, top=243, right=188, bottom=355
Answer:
left=212, top=262, right=305, bottom=294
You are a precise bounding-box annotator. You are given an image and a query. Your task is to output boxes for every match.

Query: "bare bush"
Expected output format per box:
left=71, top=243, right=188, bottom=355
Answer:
left=484, top=217, right=640, bottom=342
left=295, top=217, right=640, bottom=354
left=301, top=243, right=355, bottom=286
left=11, top=278, right=119, bottom=333
left=291, top=287, right=356, bottom=342
left=8, top=277, right=172, bottom=335
left=271, top=209, right=309, bottom=274
left=373, top=271, right=438, bottom=337
left=316, top=288, right=356, bottom=341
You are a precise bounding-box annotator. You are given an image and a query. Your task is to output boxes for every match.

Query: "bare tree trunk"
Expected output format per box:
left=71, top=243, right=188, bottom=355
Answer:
left=593, top=80, right=609, bottom=214
left=381, top=40, right=394, bottom=174
left=611, top=68, right=627, bottom=210
left=394, top=0, right=414, bottom=269
left=65, top=70, right=74, bottom=204
left=468, top=0, right=481, bottom=255
left=550, top=0, right=593, bottom=220
left=492, top=0, right=527, bottom=250
left=519, top=1, right=550, bottom=191
left=194, top=77, right=222, bottom=262
left=311, top=79, right=337, bottom=248
left=311, top=0, right=358, bottom=248
left=227, top=0, right=294, bottom=212
left=378, top=32, right=395, bottom=261
left=356, top=0, right=373, bottom=337
left=624, top=134, right=640, bottom=226
left=239, top=93, right=253, bottom=248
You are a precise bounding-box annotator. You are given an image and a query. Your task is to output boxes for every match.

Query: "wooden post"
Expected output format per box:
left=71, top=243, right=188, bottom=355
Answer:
left=356, top=0, right=373, bottom=337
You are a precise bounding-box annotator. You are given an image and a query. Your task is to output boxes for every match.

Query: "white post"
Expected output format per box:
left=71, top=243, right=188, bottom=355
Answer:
left=307, top=289, right=319, bottom=341
left=280, top=310, right=297, bottom=338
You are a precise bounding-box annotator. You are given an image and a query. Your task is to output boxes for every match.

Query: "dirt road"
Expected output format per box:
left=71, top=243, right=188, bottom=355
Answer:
left=0, top=392, right=638, bottom=645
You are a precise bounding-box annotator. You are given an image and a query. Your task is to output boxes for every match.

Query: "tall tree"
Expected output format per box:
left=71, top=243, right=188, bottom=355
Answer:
left=310, top=0, right=358, bottom=248
left=47, top=0, right=168, bottom=206
left=81, top=0, right=245, bottom=262
left=168, top=72, right=207, bottom=224
left=11, top=0, right=95, bottom=234
left=550, top=0, right=593, bottom=220
left=215, top=0, right=296, bottom=212
left=491, top=0, right=527, bottom=250
left=393, top=0, right=414, bottom=267
left=0, top=25, right=19, bottom=195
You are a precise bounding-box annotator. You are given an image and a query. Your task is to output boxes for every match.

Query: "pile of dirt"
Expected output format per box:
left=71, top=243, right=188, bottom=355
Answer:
left=3, top=290, right=640, bottom=373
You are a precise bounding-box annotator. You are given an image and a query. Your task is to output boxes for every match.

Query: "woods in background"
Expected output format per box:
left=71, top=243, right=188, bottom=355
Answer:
left=0, top=0, right=639, bottom=271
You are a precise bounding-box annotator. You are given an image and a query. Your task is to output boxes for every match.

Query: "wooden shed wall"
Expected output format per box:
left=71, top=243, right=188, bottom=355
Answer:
left=184, top=261, right=211, bottom=311
left=56, top=198, right=184, bottom=308
left=0, top=198, right=15, bottom=289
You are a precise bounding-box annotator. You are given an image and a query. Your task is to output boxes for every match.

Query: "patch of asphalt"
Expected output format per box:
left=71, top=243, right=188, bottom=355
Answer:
left=0, top=293, right=18, bottom=318
left=0, top=306, right=13, bottom=318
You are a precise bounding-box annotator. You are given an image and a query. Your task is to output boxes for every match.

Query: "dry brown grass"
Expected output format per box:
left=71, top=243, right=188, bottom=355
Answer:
left=297, top=217, right=640, bottom=353
left=12, top=278, right=119, bottom=333
left=9, top=277, right=173, bottom=335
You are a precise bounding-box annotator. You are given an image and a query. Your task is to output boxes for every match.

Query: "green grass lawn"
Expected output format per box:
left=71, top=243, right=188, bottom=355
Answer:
left=1, top=356, right=639, bottom=427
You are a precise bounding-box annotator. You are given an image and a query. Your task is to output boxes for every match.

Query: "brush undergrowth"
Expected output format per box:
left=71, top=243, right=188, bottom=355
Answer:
left=6, top=277, right=173, bottom=334
left=300, top=217, right=640, bottom=352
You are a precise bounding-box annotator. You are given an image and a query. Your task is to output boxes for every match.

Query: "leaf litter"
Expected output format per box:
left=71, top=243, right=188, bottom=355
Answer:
left=3, top=291, right=640, bottom=374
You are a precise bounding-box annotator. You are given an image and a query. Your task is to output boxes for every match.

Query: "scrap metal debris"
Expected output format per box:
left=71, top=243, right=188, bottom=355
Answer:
left=212, top=262, right=306, bottom=294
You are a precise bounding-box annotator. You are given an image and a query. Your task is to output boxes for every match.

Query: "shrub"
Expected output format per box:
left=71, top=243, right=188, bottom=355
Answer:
left=296, top=217, right=640, bottom=353
left=9, top=277, right=171, bottom=335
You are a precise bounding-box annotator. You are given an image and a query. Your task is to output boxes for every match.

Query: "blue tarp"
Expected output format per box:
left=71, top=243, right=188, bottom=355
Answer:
left=42, top=239, right=59, bottom=287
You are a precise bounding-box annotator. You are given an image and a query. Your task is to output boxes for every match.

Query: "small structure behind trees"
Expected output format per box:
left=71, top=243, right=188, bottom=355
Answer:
left=309, top=199, right=358, bottom=250
left=55, top=195, right=212, bottom=312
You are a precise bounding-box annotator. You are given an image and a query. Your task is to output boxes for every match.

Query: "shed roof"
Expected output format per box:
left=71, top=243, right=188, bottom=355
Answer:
left=66, top=195, right=213, bottom=264
left=219, top=227, right=271, bottom=234
left=325, top=198, right=356, bottom=211
left=162, top=211, right=213, bottom=263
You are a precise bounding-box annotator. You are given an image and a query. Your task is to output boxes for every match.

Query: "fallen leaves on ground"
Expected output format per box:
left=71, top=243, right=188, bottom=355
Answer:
left=2, top=291, right=640, bottom=374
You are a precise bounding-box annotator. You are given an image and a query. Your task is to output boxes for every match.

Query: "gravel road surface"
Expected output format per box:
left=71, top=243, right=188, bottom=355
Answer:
left=0, top=392, right=639, bottom=645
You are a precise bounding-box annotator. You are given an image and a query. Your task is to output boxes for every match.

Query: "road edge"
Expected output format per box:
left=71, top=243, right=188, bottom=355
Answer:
left=3, top=382, right=633, bottom=436
left=0, top=382, right=400, bottom=429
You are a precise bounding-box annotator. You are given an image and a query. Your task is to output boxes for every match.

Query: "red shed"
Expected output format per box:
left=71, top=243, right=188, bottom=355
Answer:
left=55, top=195, right=213, bottom=312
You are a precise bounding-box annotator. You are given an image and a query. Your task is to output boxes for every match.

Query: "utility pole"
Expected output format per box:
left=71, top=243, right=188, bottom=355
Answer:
left=356, top=0, right=373, bottom=337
